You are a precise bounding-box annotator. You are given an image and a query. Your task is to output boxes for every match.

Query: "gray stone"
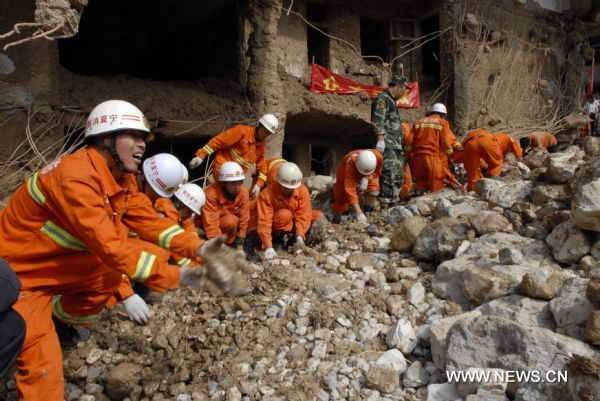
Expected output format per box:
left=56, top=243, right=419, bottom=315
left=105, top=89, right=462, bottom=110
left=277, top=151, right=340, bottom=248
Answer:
left=0, top=54, right=15, bottom=75
left=366, top=365, right=399, bottom=394
left=584, top=309, right=600, bottom=345
left=413, top=217, right=475, bottom=261
left=384, top=206, right=414, bottom=224
left=475, top=295, right=556, bottom=330
left=530, top=184, right=567, bottom=205
left=523, top=147, right=549, bottom=169
left=389, top=216, right=428, bottom=252
left=407, top=282, right=425, bottom=307
left=305, top=175, right=334, bottom=193
left=474, top=178, right=505, bottom=201
left=467, top=211, right=511, bottom=236
left=430, top=310, right=482, bottom=370
left=488, top=181, right=533, bottom=209
left=386, top=319, right=417, bottom=354
left=519, top=271, right=563, bottom=300
left=498, top=248, right=523, bottom=265
left=544, top=146, right=585, bottom=184
left=425, top=383, right=461, bottom=401
left=376, top=349, right=407, bottom=374
left=546, top=221, right=591, bottom=264
left=403, top=361, right=430, bottom=388
left=105, top=363, right=141, bottom=401
left=549, top=278, right=593, bottom=332
left=432, top=198, right=484, bottom=219
left=571, top=179, right=600, bottom=232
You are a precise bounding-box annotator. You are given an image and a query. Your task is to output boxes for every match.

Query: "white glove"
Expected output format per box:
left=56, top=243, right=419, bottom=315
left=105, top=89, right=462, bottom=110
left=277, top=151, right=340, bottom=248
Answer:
left=263, top=247, right=277, bottom=260
left=296, top=236, right=305, bottom=247
left=356, top=212, right=367, bottom=222
left=358, top=176, right=369, bottom=192
left=251, top=184, right=261, bottom=199
left=189, top=156, right=203, bottom=169
left=375, top=140, right=385, bottom=153
left=122, top=294, right=150, bottom=324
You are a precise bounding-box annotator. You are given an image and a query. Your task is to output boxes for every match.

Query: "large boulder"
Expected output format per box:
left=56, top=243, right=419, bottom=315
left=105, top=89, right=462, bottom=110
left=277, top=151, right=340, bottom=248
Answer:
left=445, top=315, right=600, bottom=401
left=571, top=179, right=600, bottom=232
left=467, top=211, right=511, bottom=236
left=430, top=311, right=482, bottom=370
left=432, top=198, right=486, bottom=219
left=529, top=184, right=567, bottom=206
left=523, top=147, right=549, bottom=169
left=413, top=217, right=475, bottom=261
left=546, top=221, right=591, bottom=264
left=105, top=363, right=141, bottom=400
left=544, top=146, right=585, bottom=184
left=474, top=178, right=505, bottom=201
left=487, top=181, right=533, bottom=209
left=390, top=216, right=428, bottom=252
left=549, top=278, right=593, bottom=338
left=432, top=233, right=561, bottom=307
left=304, top=175, right=334, bottom=193
left=475, top=294, right=556, bottom=330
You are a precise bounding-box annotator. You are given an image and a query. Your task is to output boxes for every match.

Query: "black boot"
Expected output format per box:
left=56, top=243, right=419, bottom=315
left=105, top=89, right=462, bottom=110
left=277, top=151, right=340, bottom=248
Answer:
left=52, top=317, right=89, bottom=348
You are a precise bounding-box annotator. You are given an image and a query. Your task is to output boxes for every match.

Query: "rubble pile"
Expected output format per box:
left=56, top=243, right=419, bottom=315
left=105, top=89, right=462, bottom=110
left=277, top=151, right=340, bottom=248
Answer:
left=2, top=139, right=600, bottom=401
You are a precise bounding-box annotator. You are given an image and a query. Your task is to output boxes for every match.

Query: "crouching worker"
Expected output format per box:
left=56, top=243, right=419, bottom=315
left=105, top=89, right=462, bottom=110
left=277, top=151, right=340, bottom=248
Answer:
left=519, top=131, right=558, bottom=154
left=201, top=161, right=249, bottom=251
left=249, top=162, right=323, bottom=260
left=332, top=149, right=382, bottom=223
left=0, top=100, right=245, bottom=401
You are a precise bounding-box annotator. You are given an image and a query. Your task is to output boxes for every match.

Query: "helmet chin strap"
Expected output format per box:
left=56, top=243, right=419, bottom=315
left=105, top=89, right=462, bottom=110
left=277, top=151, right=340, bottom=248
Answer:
left=99, top=136, right=126, bottom=172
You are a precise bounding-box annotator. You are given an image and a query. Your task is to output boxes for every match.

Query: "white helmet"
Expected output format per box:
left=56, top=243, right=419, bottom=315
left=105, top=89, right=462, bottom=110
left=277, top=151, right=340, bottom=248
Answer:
left=219, top=161, right=245, bottom=182
left=142, top=153, right=185, bottom=198
left=356, top=150, right=377, bottom=175
left=174, top=183, right=206, bottom=215
left=277, top=162, right=302, bottom=189
left=258, top=113, right=279, bottom=134
left=431, top=103, right=447, bottom=115
left=85, top=100, right=150, bottom=138
left=181, top=164, right=189, bottom=184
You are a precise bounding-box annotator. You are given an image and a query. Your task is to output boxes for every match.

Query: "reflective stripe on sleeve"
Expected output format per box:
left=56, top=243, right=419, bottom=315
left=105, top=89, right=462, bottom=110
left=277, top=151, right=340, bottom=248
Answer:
left=131, top=251, right=156, bottom=282
left=27, top=172, right=46, bottom=206
left=40, top=221, right=87, bottom=251
left=158, top=225, right=186, bottom=249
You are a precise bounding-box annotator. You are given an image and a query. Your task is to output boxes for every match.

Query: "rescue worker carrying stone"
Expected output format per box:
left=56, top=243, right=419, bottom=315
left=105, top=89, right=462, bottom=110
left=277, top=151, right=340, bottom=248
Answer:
left=249, top=162, right=323, bottom=260
left=189, top=113, right=279, bottom=199
left=405, top=103, right=456, bottom=193
left=519, top=131, right=558, bottom=153
left=332, top=149, right=383, bottom=223
left=201, top=161, right=250, bottom=252
left=0, top=100, right=242, bottom=401
left=371, top=75, right=407, bottom=206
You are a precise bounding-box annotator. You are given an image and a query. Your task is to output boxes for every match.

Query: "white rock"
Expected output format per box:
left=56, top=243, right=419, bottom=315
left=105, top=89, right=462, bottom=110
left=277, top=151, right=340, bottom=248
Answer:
left=549, top=277, right=592, bottom=332
left=358, top=319, right=382, bottom=341
left=430, top=310, right=482, bottom=370
left=407, top=282, right=426, bottom=307
left=336, top=316, right=352, bottom=328
left=312, top=341, right=327, bottom=359
left=403, top=361, right=430, bottom=388
left=475, top=294, right=556, bottom=330
left=375, top=349, right=407, bottom=374
left=86, top=348, right=104, bottom=365
left=546, top=221, right=591, bottom=264
left=386, top=319, right=417, bottom=354
left=571, top=178, right=600, bottom=232
left=426, top=383, right=461, bottom=401
left=487, top=181, right=532, bottom=209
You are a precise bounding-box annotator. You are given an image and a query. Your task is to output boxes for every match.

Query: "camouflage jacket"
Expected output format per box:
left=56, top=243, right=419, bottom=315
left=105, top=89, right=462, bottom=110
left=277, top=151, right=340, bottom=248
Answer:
left=371, top=90, right=402, bottom=142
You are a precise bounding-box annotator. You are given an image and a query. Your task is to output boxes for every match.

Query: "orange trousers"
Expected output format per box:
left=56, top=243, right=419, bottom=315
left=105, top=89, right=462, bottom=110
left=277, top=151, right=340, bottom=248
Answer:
left=248, top=205, right=323, bottom=236
left=220, top=213, right=240, bottom=244
left=399, top=163, right=412, bottom=199
left=411, top=152, right=445, bottom=192
left=460, top=136, right=503, bottom=191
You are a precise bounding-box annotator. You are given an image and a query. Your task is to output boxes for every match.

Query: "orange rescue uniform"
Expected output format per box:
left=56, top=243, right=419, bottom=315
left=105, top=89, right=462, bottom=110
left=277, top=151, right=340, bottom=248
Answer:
left=201, top=182, right=250, bottom=245
left=453, top=128, right=503, bottom=191
left=332, top=149, right=383, bottom=214
left=250, top=183, right=322, bottom=249
left=493, top=132, right=523, bottom=158
left=400, top=123, right=413, bottom=199
left=406, top=114, right=455, bottom=192
left=526, top=131, right=557, bottom=149
left=0, top=147, right=203, bottom=401
left=195, top=125, right=268, bottom=187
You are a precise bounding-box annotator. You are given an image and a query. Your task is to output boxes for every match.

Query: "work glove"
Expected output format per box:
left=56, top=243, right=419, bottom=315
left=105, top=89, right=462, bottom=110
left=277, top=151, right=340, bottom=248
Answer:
left=181, top=235, right=252, bottom=296
left=375, top=140, right=385, bottom=154
left=251, top=184, right=261, bottom=199
left=295, top=236, right=305, bottom=247
left=263, top=247, right=277, bottom=260
left=358, top=176, right=369, bottom=192
left=122, top=294, right=150, bottom=324
left=189, top=156, right=203, bottom=169
left=356, top=212, right=367, bottom=222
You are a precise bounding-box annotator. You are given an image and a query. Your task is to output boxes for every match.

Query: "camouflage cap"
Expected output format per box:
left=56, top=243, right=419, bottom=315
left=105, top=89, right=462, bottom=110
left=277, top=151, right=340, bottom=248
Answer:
left=389, top=75, right=408, bottom=87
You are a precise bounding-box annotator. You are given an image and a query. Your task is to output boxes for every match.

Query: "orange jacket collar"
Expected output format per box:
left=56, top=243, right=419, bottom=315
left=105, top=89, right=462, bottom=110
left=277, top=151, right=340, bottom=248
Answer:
left=85, top=146, right=133, bottom=197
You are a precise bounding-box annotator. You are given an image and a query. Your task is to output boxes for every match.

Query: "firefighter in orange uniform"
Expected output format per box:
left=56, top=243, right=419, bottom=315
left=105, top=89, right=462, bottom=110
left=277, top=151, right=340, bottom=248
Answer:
left=201, top=161, right=250, bottom=250
left=331, top=149, right=383, bottom=222
left=493, top=132, right=523, bottom=159
left=0, top=100, right=223, bottom=401
left=189, top=114, right=279, bottom=199
left=405, top=103, right=455, bottom=192
left=250, top=162, right=323, bottom=260
left=519, top=131, right=558, bottom=153
left=452, top=128, right=504, bottom=191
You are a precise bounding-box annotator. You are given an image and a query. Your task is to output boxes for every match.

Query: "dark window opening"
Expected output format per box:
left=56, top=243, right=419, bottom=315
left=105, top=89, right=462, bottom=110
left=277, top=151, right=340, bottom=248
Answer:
left=311, top=145, right=333, bottom=175
left=307, top=2, right=329, bottom=66
left=360, top=17, right=388, bottom=63
left=58, top=0, right=241, bottom=81
left=420, top=14, right=441, bottom=87
left=351, top=141, right=374, bottom=150
left=282, top=144, right=294, bottom=162
left=145, top=136, right=208, bottom=185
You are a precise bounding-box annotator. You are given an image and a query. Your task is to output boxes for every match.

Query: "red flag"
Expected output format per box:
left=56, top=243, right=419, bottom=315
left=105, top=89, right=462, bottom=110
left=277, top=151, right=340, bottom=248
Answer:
left=310, top=64, right=420, bottom=108
left=586, top=56, right=594, bottom=97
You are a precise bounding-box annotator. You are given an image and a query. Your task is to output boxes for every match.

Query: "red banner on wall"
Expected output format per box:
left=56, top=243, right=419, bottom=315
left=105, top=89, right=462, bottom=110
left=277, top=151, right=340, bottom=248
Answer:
left=309, top=63, right=420, bottom=108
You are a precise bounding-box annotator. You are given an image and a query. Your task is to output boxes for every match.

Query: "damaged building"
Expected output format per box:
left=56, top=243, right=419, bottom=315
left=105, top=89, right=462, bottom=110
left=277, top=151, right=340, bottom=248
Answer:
left=0, top=0, right=596, bottom=195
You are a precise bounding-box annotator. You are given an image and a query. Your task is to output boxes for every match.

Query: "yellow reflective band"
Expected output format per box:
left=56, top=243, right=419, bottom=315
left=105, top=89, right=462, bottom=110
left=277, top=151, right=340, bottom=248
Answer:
left=177, top=257, right=191, bottom=267
left=258, top=172, right=267, bottom=182
left=405, top=146, right=412, bottom=151
left=53, top=299, right=98, bottom=325
left=158, top=225, right=185, bottom=249
left=41, top=221, right=87, bottom=251
left=446, top=149, right=454, bottom=155
left=415, top=123, right=443, bottom=130
left=203, top=145, right=215, bottom=155
left=128, top=231, right=140, bottom=238
left=26, top=172, right=46, bottom=207
left=229, top=148, right=252, bottom=169
left=268, top=158, right=286, bottom=173
left=132, top=251, right=156, bottom=282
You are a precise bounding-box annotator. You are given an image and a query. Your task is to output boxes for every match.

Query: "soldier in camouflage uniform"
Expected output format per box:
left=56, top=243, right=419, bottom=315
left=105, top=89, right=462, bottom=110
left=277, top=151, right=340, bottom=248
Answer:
left=371, top=75, right=408, bottom=205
